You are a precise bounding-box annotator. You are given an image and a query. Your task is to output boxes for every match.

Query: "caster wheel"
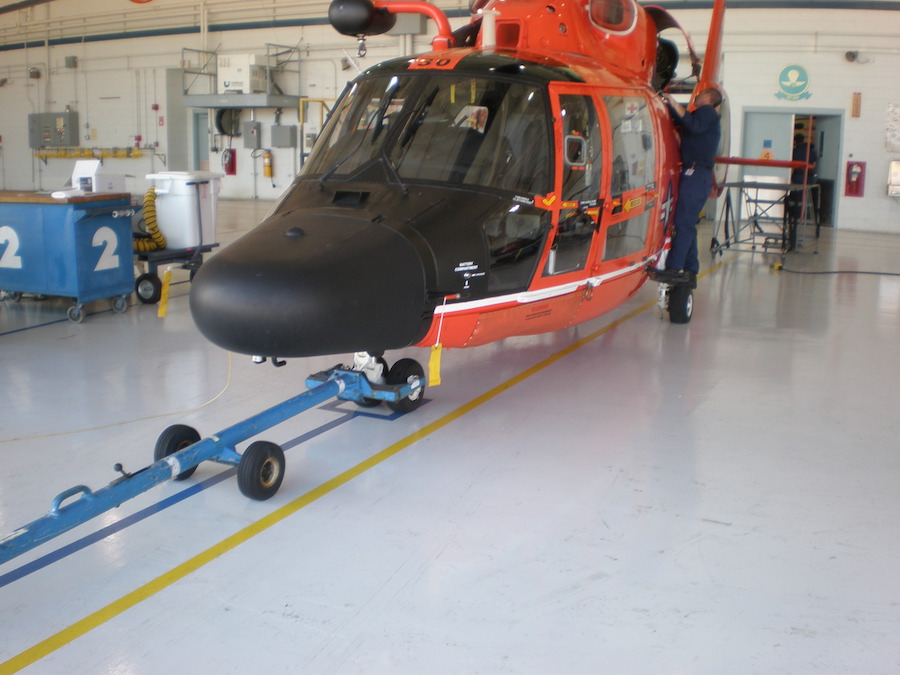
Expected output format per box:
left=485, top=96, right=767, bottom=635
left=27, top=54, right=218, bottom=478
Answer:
left=386, top=358, right=425, bottom=414
left=112, top=295, right=128, bottom=313
left=238, top=441, right=285, bottom=500
left=154, top=424, right=201, bottom=480
left=67, top=304, right=85, bottom=323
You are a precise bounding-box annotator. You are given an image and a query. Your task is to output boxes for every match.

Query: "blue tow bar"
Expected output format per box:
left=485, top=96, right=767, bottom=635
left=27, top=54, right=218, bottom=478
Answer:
left=0, top=365, right=424, bottom=566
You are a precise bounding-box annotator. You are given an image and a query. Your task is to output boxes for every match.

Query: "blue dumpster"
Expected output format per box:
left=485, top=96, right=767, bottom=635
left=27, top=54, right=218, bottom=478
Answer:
left=0, top=191, right=134, bottom=321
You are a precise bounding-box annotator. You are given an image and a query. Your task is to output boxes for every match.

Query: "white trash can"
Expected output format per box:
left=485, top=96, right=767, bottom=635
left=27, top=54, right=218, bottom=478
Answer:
left=145, top=171, right=223, bottom=249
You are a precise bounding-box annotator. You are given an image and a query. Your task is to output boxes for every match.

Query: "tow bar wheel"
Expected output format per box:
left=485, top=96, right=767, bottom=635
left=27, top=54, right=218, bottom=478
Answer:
left=238, top=441, right=285, bottom=500
left=154, top=424, right=201, bottom=480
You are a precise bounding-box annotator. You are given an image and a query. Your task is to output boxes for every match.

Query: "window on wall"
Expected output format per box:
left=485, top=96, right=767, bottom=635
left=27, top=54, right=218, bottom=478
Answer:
left=544, top=94, right=602, bottom=277
left=603, top=95, right=655, bottom=261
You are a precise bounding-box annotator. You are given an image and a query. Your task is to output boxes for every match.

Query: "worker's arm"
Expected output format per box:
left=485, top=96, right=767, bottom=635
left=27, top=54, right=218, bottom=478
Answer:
left=660, top=92, right=686, bottom=117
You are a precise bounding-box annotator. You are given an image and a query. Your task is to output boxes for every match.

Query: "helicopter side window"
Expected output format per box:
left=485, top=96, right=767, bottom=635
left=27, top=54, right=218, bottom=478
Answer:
left=544, top=94, right=602, bottom=277
left=603, top=95, right=656, bottom=261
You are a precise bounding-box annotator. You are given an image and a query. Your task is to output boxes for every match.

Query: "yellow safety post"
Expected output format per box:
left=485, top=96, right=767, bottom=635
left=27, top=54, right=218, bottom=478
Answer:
left=157, top=266, right=173, bottom=318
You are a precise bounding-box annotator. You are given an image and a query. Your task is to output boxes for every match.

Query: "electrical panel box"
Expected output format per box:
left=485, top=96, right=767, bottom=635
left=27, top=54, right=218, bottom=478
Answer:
left=242, top=121, right=261, bottom=150
left=28, top=111, right=80, bottom=148
left=271, top=125, right=298, bottom=148
left=217, top=54, right=273, bottom=94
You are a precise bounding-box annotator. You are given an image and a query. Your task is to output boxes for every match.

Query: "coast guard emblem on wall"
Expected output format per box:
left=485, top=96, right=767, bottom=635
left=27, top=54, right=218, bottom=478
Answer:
left=776, top=65, right=811, bottom=101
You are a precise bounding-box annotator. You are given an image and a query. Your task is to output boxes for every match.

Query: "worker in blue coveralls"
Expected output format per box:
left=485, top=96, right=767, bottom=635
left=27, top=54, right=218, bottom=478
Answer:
left=650, top=87, right=722, bottom=288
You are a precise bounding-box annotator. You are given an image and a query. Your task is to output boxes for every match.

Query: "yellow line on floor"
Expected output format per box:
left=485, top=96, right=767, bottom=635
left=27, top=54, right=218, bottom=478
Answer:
left=1, top=260, right=732, bottom=673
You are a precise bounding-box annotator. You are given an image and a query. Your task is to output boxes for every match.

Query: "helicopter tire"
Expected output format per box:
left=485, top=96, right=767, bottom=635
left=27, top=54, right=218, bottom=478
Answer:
left=386, top=358, right=425, bottom=414
left=668, top=284, right=693, bottom=324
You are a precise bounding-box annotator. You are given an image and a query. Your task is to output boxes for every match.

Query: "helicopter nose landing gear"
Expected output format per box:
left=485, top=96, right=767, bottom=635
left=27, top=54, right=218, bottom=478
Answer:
left=306, top=354, right=426, bottom=413
left=347, top=351, right=426, bottom=413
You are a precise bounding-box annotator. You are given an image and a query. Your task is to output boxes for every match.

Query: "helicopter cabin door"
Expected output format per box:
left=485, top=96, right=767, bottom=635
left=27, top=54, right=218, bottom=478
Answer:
left=599, top=93, right=657, bottom=264
left=539, top=86, right=604, bottom=282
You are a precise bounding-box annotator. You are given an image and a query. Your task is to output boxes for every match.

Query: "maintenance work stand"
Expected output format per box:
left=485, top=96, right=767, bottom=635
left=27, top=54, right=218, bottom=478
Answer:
left=710, top=181, right=819, bottom=257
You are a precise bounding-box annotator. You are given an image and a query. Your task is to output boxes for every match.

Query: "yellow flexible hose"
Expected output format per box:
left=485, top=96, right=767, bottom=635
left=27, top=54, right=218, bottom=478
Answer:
left=133, top=186, right=167, bottom=252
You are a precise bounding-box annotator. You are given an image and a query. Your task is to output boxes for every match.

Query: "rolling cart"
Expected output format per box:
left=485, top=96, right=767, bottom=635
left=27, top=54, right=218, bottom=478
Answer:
left=135, top=172, right=222, bottom=304
left=0, top=191, right=135, bottom=322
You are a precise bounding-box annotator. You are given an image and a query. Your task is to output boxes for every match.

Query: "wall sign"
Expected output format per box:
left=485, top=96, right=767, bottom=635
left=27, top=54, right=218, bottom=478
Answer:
left=776, top=65, right=811, bottom=101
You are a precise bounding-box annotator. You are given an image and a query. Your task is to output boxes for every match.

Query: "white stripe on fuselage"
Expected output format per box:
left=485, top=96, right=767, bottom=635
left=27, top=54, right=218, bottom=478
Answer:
left=434, top=246, right=667, bottom=315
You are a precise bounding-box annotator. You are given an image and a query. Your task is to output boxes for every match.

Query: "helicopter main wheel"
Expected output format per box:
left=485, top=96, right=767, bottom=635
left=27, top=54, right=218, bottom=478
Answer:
left=154, top=424, right=201, bottom=480
left=238, top=441, right=285, bottom=500
left=668, top=284, right=693, bottom=324
left=135, top=273, right=162, bottom=304
left=385, top=358, right=425, bottom=414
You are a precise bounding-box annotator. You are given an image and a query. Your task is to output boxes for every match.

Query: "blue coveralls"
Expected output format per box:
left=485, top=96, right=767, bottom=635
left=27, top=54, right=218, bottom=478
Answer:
left=666, top=104, right=721, bottom=274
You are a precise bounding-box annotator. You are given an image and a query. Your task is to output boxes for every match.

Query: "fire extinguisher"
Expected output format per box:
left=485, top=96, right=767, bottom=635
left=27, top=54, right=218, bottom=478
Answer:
left=845, top=160, right=865, bottom=197
left=222, top=148, right=236, bottom=176
left=262, top=150, right=273, bottom=178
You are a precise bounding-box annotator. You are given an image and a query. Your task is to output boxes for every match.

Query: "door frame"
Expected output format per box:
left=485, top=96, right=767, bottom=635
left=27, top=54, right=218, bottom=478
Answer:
left=742, top=106, right=844, bottom=227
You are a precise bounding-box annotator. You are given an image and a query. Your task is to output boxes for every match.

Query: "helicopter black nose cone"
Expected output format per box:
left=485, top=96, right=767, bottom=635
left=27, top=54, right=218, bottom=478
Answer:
left=189, top=213, right=430, bottom=357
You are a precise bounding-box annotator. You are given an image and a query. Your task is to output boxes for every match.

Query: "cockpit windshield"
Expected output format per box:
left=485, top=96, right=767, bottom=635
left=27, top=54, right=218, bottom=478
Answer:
left=305, top=73, right=551, bottom=195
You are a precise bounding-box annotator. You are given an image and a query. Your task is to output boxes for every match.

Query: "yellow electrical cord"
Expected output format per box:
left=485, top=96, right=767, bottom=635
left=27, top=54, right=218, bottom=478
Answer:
left=133, top=186, right=167, bottom=252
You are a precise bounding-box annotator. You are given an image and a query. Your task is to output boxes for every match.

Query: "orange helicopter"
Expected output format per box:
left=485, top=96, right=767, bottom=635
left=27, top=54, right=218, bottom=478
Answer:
left=190, top=0, right=729, bottom=410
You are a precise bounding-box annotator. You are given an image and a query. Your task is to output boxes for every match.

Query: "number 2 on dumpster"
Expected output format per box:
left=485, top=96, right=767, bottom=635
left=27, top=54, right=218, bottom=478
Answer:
left=0, top=225, right=24, bottom=269
left=92, top=226, right=120, bottom=272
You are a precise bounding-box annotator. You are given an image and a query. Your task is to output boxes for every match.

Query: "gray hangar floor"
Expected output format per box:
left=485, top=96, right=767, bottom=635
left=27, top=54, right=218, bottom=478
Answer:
left=1, top=201, right=898, bottom=674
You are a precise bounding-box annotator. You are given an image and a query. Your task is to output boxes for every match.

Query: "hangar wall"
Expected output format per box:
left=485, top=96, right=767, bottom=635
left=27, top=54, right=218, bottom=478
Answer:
left=0, top=1, right=898, bottom=232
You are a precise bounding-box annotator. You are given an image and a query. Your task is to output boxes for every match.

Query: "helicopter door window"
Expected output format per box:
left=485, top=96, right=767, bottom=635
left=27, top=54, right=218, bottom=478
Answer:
left=603, top=94, right=656, bottom=261
left=544, top=94, right=602, bottom=277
